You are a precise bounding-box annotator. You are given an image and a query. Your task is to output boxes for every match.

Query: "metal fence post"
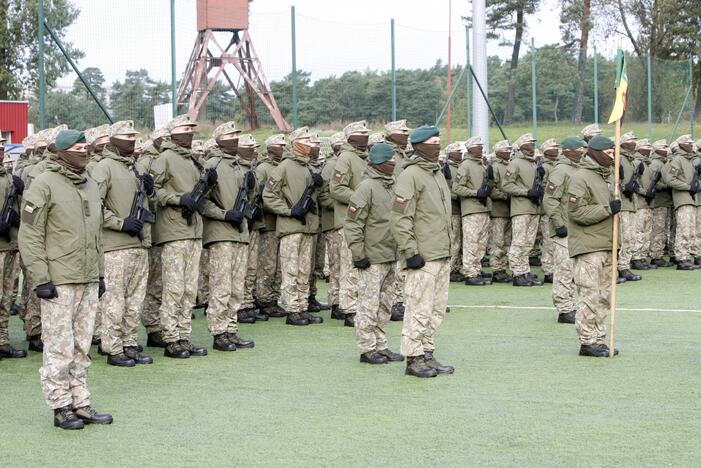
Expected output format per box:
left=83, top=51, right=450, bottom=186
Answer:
left=466, top=26, right=471, bottom=136
left=391, top=19, right=396, bottom=121
left=531, top=38, right=537, bottom=141
left=647, top=55, right=652, bottom=140
left=690, top=57, right=695, bottom=139
left=170, top=0, right=177, bottom=116
left=291, top=6, right=298, bottom=128
left=593, top=45, right=599, bottom=125
left=38, top=0, right=46, bottom=130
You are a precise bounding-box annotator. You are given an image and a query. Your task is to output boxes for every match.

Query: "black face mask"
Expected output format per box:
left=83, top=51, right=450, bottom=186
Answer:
left=373, top=161, right=396, bottom=176
left=496, top=151, right=511, bottom=161
left=267, top=145, right=284, bottom=160
left=588, top=149, right=614, bottom=167
left=447, top=151, right=462, bottom=163
left=238, top=146, right=256, bottom=160
left=153, top=138, right=163, bottom=152
left=413, top=142, right=441, bottom=162
left=562, top=149, right=583, bottom=163
left=171, top=132, right=194, bottom=149
left=387, top=133, right=408, bottom=148
left=332, top=144, right=342, bottom=156
left=639, top=148, right=652, bottom=157
left=348, top=134, right=369, bottom=151
left=110, top=137, right=135, bottom=156
left=217, top=138, right=239, bottom=155
left=309, top=146, right=320, bottom=160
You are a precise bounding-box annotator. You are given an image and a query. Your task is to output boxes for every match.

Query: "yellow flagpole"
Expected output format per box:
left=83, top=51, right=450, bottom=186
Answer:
left=609, top=38, right=623, bottom=358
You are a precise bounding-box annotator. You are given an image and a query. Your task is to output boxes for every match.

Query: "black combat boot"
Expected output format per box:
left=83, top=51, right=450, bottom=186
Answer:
left=557, top=311, right=576, bottom=324
left=619, top=269, right=641, bottom=281
left=579, top=343, right=618, bottom=357
left=405, top=355, right=438, bottom=378
left=228, top=333, right=255, bottom=348
left=301, top=312, right=323, bottom=324
left=9, top=304, right=20, bottom=316
left=377, top=348, right=404, bottom=362
left=630, top=259, right=648, bottom=270
left=651, top=258, right=672, bottom=268
left=669, top=256, right=678, bottom=265
left=74, top=406, right=113, bottom=425
left=308, top=295, right=330, bottom=311
left=123, top=346, right=153, bottom=364
left=91, top=335, right=101, bottom=346
left=343, top=313, right=355, bottom=327
left=0, top=344, right=27, bottom=358
left=262, top=302, right=287, bottom=318
left=147, top=331, right=166, bottom=348
left=513, top=274, right=541, bottom=287
left=237, top=309, right=256, bottom=324
left=677, top=261, right=700, bottom=271
left=465, top=276, right=486, bottom=286
left=54, top=406, right=84, bottom=430
left=306, top=296, right=322, bottom=313
left=253, top=307, right=269, bottom=321
left=182, top=340, right=208, bottom=356
left=107, top=352, right=136, bottom=367
left=644, top=260, right=657, bottom=269
left=450, top=272, right=465, bottom=282
left=213, top=333, right=236, bottom=352
left=491, top=270, right=512, bottom=283
left=543, top=273, right=554, bottom=283
left=330, top=304, right=345, bottom=320
left=286, top=312, right=309, bottom=326
left=529, top=255, right=542, bottom=266
left=360, top=351, right=388, bottom=364
left=695, top=256, right=701, bottom=266
left=164, top=341, right=190, bottom=359
left=27, top=334, right=43, bottom=352
left=390, top=303, right=405, bottom=321
left=424, top=352, right=455, bottom=374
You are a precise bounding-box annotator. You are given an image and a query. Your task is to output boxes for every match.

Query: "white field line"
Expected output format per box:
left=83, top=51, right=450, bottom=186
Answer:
left=449, top=304, right=701, bottom=313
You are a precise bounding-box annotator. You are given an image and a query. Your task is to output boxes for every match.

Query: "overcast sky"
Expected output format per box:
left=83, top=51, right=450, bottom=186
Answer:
left=57, top=0, right=607, bottom=90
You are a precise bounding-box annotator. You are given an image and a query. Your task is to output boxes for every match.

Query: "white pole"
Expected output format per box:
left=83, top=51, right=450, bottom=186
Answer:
left=471, top=0, right=489, bottom=147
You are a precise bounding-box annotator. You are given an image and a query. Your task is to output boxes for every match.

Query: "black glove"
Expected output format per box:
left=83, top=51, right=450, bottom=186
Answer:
left=244, top=171, right=256, bottom=192
left=619, top=164, right=624, bottom=180
left=623, top=180, right=639, bottom=198
left=636, top=163, right=645, bottom=176
left=442, top=163, right=451, bottom=180
left=98, top=277, right=106, bottom=298
left=645, top=186, right=656, bottom=203
left=12, top=175, right=24, bottom=195
left=311, top=172, right=323, bottom=188
left=406, top=254, right=425, bottom=269
left=527, top=187, right=540, bottom=203
left=536, top=166, right=545, bottom=178
left=205, top=168, right=218, bottom=186
left=141, top=173, right=155, bottom=195
left=0, top=220, right=10, bottom=240
left=477, top=185, right=490, bottom=204
left=353, top=257, right=371, bottom=269
left=180, top=192, right=198, bottom=212
left=224, top=209, right=244, bottom=227
left=35, top=282, right=58, bottom=299
left=555, top=226, right=568, bottom=238
left=121, top=217, right=144, bottom=236
left=609, top=199, right=621, bottom=215
left=486, top=165, right=494, bottom=181
left=689, top=178, right=700, bottom=195
left=290, top=203, right=306, bottom=221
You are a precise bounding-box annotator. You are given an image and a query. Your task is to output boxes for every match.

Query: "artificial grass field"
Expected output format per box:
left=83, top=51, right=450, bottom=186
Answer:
left=1, top=266, right=700, bottom=467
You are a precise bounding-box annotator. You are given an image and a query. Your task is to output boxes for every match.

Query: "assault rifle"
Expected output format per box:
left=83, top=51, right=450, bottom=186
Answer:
left=246, top=180, right=266, bottom=224
left=623, top=162, right=645, bottom=200
left=129, top=164, right=156, bottom=241
left=183, top=157, right=222, bottom=225
left=0, top=180, right=20, bottom=241
left=690, top=165, right=701, bottom=197
left=528, top=162, right=545, bottom=205
left=476, top=165, right=494, bottom=206
left=290, top=170, right=319, bottom=225
left=644, top=171, right=662, bottom=204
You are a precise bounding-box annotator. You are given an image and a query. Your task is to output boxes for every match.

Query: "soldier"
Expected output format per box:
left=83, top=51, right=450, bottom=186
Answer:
left=542, top=137, right=584, bottom=324
left=694, top=139, right=701, bottom=264
left=664, top=135, right=700, bottom=270
left=91, top=120, right=154, bottom=367
left=191, top=139, right=205, bottom=160
left=452, top=137, right=492, bottom=286
left=631, top=139, right=656, bottom=268
left=392, top=125, right=454, bottom=378
left=367, top=132, right=385, bottom=151
left=345, top=143, right=403, bottom=365
left=581, top=123, right=602, bottom=144
left=615, top=132, right=643, bottom=282
left=85, top=124, right=110, bottom=176
left=262, top=127, right=323, bottom=326
left=306, top=133, right=329, bottom=314
left=14, top=134, right=34, bottom=178
left=567, top=135, right=620, bottom=357
left=502, top=134, right=544, bottom=287
left=330, top=121, right=370, bottom=327
left=384, top=120, right=412, bottom=176
left=488, top=140, right=513, bottom=283
left=151, top=115, right=210, bottom=358
left=199, top=122, right=255, bottom=351
left=320, top=132, right=345, bottom=319
left=539, top=139, right=560, bottom=283
left=648, top=140, right=674, bottom=267
left=255, top=134, right=287, bottom=318
left=19, top=128, right=112, bottom=429
left=443, top=142, right=464, bottom=282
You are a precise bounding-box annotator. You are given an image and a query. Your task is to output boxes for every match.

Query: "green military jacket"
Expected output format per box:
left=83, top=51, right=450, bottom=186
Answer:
left=344, top=168, right=397, bottom=264
left=256, top=157, right=280, bottom=233
left=330, top=143, right=368, bottom=227
left=25, top=151, right=57, bottom=189
left=452, top=155, right=491, bottom=215
left=539, top=158, right=557, bottom=215
left=19, top=157, right=40, bottom=185
left=151, top=140, right=203, bottom=245
left=200, top=148, right=252, bottom=246
left=566, top=157, right=615, bottom=258
left=664, top=151, right=697, bottom=208
left=445, top=160, right=461, bottom=216
left=309, top=159, right=324, bottom=235
left=648, top=155, right=673, bottom=209
left=262, top=153, right=319, bottom=237
left=136, top=145, right=161, bottom=244
left=389, top=142, right=413, bottom=177
left=13, top=154, right=29, bottom=178
left=319, top=154, right=339, bottom=232
left=391, top=157, right=452, bottom=266
left=19, top=160, right=104, bottom=288
left=619, top=151, right=638, bottom=212
left=694, top=154, right=701, bottom=207
left=86, top=153, right=105, bottom=177
left=502, top=152, right=540, bottom=216
left=91, top=147, right=150, bottom=252
left=542, top=158, right=578, bottom=237
left=0, top=166, right=20, bottom=252
left=490, top=157, right=510, bottom=218
left=633, top=155, right=652, bottom=209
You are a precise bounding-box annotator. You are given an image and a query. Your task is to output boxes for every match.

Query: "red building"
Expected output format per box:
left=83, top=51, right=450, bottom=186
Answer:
left=0, top=101, right=29, bottom=144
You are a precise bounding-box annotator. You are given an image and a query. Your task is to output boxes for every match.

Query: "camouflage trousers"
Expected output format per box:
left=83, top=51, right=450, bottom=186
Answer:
left=324, top=229, right=342, bottom=306
left=393, top=257, right=406, bottom=305
left=673, top=205, right=697, bottom=262
left=632, top=208, right=652, bottom=260
left=19, top=256, right=41, bottom=338
left=279, top=233, right=313, bottom=314
left=339, top=232, right=359, bottom=315
left=0, top=251, right=18, bottom=345
left=356, top=263, right=396, bottom=354
left=242, top=230, right=259, bottom=309
left=617, top=210, right=636, bottom=270
left=401, top=259, right=450, bottom=358
left=197, top=248, right=210, bottom=305
left=552, top=237, right=577, bottom=313
left=100, top=248, right=149, bottom=355
left=40, top=283, right=98, bottom=410
left=10, top=254, right=20, bottom=307
left=450, top=215, right=462, bottom=274
left=256, top=231, right=281, bottom=304
left=142, top=246, right=162, bottom=334
left=159, top=239, right=201, bottom=343
left=461, top=213, right=490, bottom=277
left=314, top=231, right=326, bottom=280
left=649, top=208, right=669, bottom=258
left=573, top=251, right=611, bottom=346
left=539, top=216, right=553, bottom=275
left=696, top=206, right=701, bottom=255
left=488, top=217, right=511, bottom=272
left=207, top=241, right=247, bottom=336
left=307, top=232, right=319, bottom=297
left=508, top=214, right=539, bottom=276
left=668, top=209, right=676, bottom=256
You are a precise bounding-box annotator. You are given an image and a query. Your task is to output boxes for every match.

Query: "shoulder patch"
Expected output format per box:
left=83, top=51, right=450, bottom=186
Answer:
left=347, top=204, right=362, bottom=220
left=546, top=182, right=557, bottom=194
left=668, top=166, right=678, bottom=174
left=568, top=194, right=578, bottom=209
left=333, top=170, right=343, bottom=181
left=392, top=195, right=409, bottom=214
left=505, top=170, right=512, bottom=177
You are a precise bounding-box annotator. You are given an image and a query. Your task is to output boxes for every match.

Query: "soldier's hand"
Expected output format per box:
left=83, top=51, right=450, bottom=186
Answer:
left=290, top=203, right=306, bottom=220
left=536, top=166, right=545, bottom=178
left=121, top=217, right=144, bottom=236
left=486, top=165, right=494, bottom=181
left=619, top=164, right=624, bottom=180
left=636, top=163, right=645, bottom=176
left=609, top=199, right=622, bottom=215
left=526, top=187, right=540, bottom=203
left=179, top=192, right=198, bottom=212
left=12, top=175, right=24, bottom=195
left=555, top=226, right=568, bottom=238
left=35, top=282, right=58, bottom=299
left=204, top=168, right=218, bottom=186
left=0, top=220, right=10, bottom=241
left=689, top=178, right=700, bottom=195
left=353, top=257, right=371, bottom=269
left=311, top=172, right=324, bottom=188
left=99, top=277, right=106, bottom=298
left=406, top=254, right=425, bottom=269
left=224, top=209, right=244, bottom=227
left=140, top=173, right=155, bottom=195
left=441, top=163, right=451, bottom=180
left=244, top=171, right=256, bottom=191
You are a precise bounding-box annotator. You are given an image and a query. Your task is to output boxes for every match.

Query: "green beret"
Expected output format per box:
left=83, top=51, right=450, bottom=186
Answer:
left=410, top=125, right=439, bottom=144
left=561, top=136, right=586, bottom=150
left=55, top=129, right=86, bottom=151
left=588, top=135, right=614, bottom=151
left=369, top=143, right=396, bottom=164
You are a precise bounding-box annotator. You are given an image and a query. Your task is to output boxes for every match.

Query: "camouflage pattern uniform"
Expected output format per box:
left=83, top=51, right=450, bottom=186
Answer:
left=238, top=134, right=263, bottom=310
left=443, top=142, right=464, bottom=275
left=617, top=133, right=640, bottom=272
left=0, top=158, right=20, bottom=348
left=694, top=139, right=701, bottom=259
left=664, top=135, right=698, bottom=263
left=488, top=140, right=512, bottom=273
left=648, top=140, right=673, bottom=260
left=197, top=248, right=209, bottom=305
left=539, top=139, right=560, bottom=277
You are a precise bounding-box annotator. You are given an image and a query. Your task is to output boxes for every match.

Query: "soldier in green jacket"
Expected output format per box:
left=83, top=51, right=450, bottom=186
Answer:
left=151, top=115, right=210, bottom=359
left=630, top=139, right=656, bottom=269
left=14, top=134, right=34, bottom=179
left=542, top=137, right=584, bottom=324
left=539, top=139, right=560, bottom=283
left=664, top=134, right=700, bottom=270
left=92, top=120, right=154, bottom=367
left=453, top=136, right=492, bottom=286
left=85, top=124, right=110, bottom=177
left=262, top=127, right=323, bottom=326
left=502, top=133, right=544, bottom=287
left=647, top=140, right=675, bottom=266
left=19, top=129, right=113, bottom=429
left=306, top=132, right=329, bottom=314
left=345, top=143, right=403, bottom=365
left=694, top=139, right=701, bottom=264
left=488, top=140, right=513, bottom=283
left=581, top=123, right=602, bottom=144
left=567, top=135, right=620, bottom=358
left=443, top=142, right=464, bottom=282
left=330, top=120, right=369, bottom=327
left=616, top=132, right=643, bottom=281
left=391, top=125, right=454, bottom=378
left=384, top=119, right=412, bottom=177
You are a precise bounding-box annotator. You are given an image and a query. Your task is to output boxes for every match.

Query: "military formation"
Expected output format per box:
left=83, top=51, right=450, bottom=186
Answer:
left=1, top=118, right=700, bottom=430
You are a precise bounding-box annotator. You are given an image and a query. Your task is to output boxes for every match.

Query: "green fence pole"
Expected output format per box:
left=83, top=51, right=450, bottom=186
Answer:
left=593, top=45, right=599, bottom=125
left=647, top=55, right=652, bottom=140
left=290, top=6, right=298, bottom=128
left=466, top=26, right=471, bottom=136
left=531, top=38, right=537, bottom=141
left=690, top=57, right=695, bottom=139
left=391, top=19, right=396, bottom=121
left=38, top=0, right=46, bottom=130
left=170, top=0, right=177, bottom=116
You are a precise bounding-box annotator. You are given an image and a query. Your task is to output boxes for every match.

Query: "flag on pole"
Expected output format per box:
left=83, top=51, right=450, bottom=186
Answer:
left=608, top=48, right=628, bottom=123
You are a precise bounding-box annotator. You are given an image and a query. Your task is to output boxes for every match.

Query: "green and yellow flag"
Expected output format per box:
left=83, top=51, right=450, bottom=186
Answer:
left=608, top=49, right=628, bottom=123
